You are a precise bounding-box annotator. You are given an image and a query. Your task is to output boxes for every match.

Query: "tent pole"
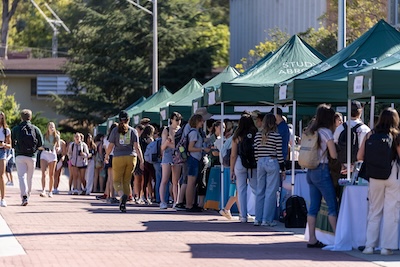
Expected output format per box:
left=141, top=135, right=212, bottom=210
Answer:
left=347, top=99, right=351, bottom=180
left=220, top=102, right=225, bottom=210
left=291, top=100, right=296, bottom=195
left=370, top=96, right=375, bottom=129
left=391, top=103, right=394, bottom=109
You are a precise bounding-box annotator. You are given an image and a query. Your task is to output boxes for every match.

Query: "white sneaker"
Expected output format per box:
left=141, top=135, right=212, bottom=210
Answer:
left=160, top=202, right=168, bottom=209
left=48, top=192, right=53, bottom=198
left=40, top=190, right=47, bottom=197
left=381, top=248, right=393, bottom=255
left=219, top=209, right=232, bottom=220
left=0, top=199, right=6, bottom=207
left=362, top=247, right=374, bottom=254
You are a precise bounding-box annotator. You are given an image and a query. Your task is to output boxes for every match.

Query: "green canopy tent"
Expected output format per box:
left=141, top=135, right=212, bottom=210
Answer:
left=160, top=66, right=240, bottom=123
left=274, top=20, right=400, bottom=180
left=275, top=20, right=400, bottom=105
left=106, top=96, right=147, bottom=126
left=133, top=79, right=202, bottom=125
left=128, top=86, right=173, bottom=125
left=211, top=35, right=326, bottom=106
left=348, top=51, right=400, bottom=128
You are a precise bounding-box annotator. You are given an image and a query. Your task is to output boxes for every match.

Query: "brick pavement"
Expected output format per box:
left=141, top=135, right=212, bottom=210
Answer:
left=0, top=169, right=399, bottom=266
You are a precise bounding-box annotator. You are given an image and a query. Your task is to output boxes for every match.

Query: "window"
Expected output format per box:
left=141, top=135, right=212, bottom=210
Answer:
left=389, top=0, right=400, bottom=27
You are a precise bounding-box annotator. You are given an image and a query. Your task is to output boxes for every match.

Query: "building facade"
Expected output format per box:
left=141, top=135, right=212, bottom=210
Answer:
left=0, top=58, right=71, bottom=121
left=229, top=0, right=328, bottom=66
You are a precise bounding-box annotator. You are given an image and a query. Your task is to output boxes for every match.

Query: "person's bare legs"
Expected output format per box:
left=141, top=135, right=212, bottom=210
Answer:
left=159, top=164, right=171, bottom=205
left=0, top=159, right=5, bottom=200
left=40, top=159, right=48, bottom=192
left=171, top=165, right=182, bottom=204
left=134, top=174, right=143, bottom=199
left=93, top=167, right=100, bottom=193
left=48, top=161, right=56, bottom=195
left=79, top=168, right=87, bottom=192
left=307, top=216, right=317, bottom=244
left=185, top=175, right=197, bottom=209
left=54, top=166, right=62, bottom=192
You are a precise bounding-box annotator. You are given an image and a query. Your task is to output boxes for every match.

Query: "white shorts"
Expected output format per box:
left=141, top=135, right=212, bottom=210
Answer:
left=40, top=150, right=57, bottom=163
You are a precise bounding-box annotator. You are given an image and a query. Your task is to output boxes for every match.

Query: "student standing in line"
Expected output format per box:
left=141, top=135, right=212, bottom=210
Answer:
left=253, top=114, right=285, bottom=227
left=0, top=112, right=11, bottom=207
left=230, top=114, right=258, bottom=223
left=305, top=104, right=338, bottom=248
left=358, top=108, right=400, bottom=256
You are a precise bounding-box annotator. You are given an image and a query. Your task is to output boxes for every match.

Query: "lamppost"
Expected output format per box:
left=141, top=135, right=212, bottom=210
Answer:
left=338, top=0, right=346, bottom=51
left=127, top=0, right=158, bottom=94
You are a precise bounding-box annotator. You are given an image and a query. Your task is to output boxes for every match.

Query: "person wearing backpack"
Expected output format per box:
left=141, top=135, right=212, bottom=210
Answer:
left=185, top=114, right=211, bottom=211
left=305, top=104, right=338, bottom=248
left=333, top=101, right=371, bottom=168
left=357, top=108, right=400, bottom=256
left=159, top=112, right=183, bottom=209
left=104, top=110, right=144, bottom=213
left=230, top=114, right=258, bottom=223
left=11, top=109, right=44, bottom=206
left=253, top=113, right=285, bottom=227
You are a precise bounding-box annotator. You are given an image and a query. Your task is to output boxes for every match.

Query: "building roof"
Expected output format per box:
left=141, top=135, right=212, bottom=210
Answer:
left=1, top=58, right=67, bottom=75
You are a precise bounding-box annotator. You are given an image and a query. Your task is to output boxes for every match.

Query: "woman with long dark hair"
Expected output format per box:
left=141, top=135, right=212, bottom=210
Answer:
left=85, top=133, right=97, bottom=195
left=230, top=114, right=258, bottom=223
left=159, top=112, right=182, bottom=209
left=105, top=111, right=144, bottom=212
left=358, top=108, right=400, bottom=255
left=305, top=104, right=338, bottom=248
left=253, top=113, right=285, bottom=227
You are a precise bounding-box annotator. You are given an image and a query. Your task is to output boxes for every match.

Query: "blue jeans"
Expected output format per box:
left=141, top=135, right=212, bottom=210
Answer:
left=255, top=157, right=280, bottom=223
left=234, top=158, right=257, bottom=221
left=306, top=163, right=338, bottom=217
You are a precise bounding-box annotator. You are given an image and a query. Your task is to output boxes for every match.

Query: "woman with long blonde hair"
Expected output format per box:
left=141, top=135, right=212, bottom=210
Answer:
left=0, top=112, right=11, bottom=207
left=39, top=122, right=60, bottom=198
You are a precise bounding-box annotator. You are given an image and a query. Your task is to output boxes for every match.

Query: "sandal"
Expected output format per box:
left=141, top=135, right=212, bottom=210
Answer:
left=307, top=241, right=326, bottom=248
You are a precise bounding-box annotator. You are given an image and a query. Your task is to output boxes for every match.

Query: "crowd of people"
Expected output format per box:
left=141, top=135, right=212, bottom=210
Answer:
left=1, top=103, right=400, bottom=253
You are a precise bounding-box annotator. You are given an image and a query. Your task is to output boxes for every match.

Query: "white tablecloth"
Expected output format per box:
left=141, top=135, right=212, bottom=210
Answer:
left=327, top=185, right=400, bottom=251
left=293, top=172, right=310, bottom=210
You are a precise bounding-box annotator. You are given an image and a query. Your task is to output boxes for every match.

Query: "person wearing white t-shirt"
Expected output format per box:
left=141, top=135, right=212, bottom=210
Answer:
left=0, top=112, right=11, bottom=207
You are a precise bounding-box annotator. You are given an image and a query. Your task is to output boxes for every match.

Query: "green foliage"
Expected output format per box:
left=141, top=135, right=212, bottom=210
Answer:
left=0, top=85, right=20, bottom=128
left=236, top=29, right=289, bottom=72
left=57, top=0, right=229, bottom=127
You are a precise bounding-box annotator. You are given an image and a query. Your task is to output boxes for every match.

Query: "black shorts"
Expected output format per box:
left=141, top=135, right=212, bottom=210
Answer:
left=105, top=155, right=113, bottom=169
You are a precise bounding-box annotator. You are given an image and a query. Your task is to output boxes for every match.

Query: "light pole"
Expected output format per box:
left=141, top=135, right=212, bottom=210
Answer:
left=127, top=0, right=158, bottom=94
left=338, top=0, right=346, bottom=51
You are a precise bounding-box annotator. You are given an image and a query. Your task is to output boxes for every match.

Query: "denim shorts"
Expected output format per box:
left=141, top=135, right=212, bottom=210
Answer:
left=306, top=163, right=338, bottom=217
left=187, top=156, right=200, bottom=177
left=0, top=148, right=6, bottom=160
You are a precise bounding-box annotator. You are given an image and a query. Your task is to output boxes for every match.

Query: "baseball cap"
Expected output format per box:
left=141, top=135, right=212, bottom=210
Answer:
left=195, top=107, right=213, bottom=121
left=119, top=110, right=129, bottom=121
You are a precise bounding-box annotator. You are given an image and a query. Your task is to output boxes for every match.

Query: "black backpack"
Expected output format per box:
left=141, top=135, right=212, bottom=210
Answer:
left=336, top=123, right=363, bottom=163
left=238, top=133, right=257, bottom=169
left=19, top=123, right=38, bottom=155
left=364, top=132, right=395, bottom=180
left=285, top=195, right=308, bottom=228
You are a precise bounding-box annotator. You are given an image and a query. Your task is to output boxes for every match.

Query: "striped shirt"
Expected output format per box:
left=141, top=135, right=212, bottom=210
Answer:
left=254, top=131, right=284, bottom=163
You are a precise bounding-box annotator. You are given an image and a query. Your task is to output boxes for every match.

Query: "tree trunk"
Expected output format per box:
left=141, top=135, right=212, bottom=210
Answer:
left=0, top=0, right=21, bottom=59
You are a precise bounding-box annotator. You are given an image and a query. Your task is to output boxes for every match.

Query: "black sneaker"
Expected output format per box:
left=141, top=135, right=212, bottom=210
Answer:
left=21, top=196, right=28, bottom=206
left=186, top=206, right=203, bottom=212
left=119, top=194, right=128, bottom=213
left=174, top=203, right=186, bottom=211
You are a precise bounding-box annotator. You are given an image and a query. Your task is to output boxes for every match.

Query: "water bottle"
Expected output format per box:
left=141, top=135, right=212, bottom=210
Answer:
left=179, top=146, right=187, bottom=159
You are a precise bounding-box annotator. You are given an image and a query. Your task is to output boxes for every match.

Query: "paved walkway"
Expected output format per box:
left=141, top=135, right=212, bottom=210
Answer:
left=0, top=169, right=399, bottom=266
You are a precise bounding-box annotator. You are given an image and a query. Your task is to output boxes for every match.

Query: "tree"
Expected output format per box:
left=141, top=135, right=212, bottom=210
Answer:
left=237, top=0, right=388, bottom=72
left=0, top=0, right=21, bottom=58
left=0, top=84, right=19, bottom=127
left=56, top=0, right=229, bottom=127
